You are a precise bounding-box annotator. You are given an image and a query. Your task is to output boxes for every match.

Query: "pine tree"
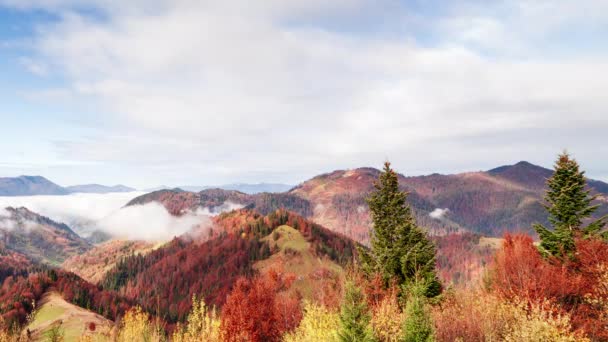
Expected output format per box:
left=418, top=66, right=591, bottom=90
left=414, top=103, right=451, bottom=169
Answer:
left=401, top=282, right=434, bottom=342
left=359, top=162, right=441, bottom=297
left=338, top=281, right=375, bottom=342
left=534, top=152, right=607, bottom=258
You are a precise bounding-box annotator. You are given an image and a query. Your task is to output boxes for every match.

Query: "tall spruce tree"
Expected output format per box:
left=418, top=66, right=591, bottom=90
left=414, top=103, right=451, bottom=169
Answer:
left=359, top=162, right=441, bottom=297
left=534, top=152, right=607, bottom=258
left=338, top=281, right=375, bottom=342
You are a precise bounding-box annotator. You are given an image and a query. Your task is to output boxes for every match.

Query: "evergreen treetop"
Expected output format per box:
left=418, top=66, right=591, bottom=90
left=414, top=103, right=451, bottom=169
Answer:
left=338, top=281, right=375, bottom=342
left=534, top=152, right=608, bottom=257
left=402, top=281, right=435, bottom=342
left=359, top=162, right=441, bottom=297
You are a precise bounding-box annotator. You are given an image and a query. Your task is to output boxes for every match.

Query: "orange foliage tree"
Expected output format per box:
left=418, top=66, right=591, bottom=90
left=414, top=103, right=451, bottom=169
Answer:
left=220, top=271, right=302, bottom=342
left=490, top=233, right=608, bottom=339
left=490, top=233, right=578, bottom=302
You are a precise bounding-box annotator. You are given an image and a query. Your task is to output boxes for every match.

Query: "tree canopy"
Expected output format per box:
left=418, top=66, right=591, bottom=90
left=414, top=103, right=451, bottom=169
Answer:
left=359, top=162, right=440, bottom=297
left=534, top=152, right=607, bottom=258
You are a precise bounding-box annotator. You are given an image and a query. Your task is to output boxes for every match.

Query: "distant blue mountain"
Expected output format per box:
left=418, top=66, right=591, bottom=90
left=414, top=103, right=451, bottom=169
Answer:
left=178, top=183, right=293, bottom=194
left=0, top=176, right=68, bottom=196
left=0, top=175, right=136, bottom=196
left=65, top=184, right=136, bottom=194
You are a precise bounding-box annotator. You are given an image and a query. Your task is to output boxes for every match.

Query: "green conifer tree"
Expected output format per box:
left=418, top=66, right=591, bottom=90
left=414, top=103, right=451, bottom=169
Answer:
left=359, top=162, right=441, bottom=297
left=534, top=152, right=607, bottom=258
left=338, top=281, right=375, bottom=342
left=402, top=281, right=434, bottom=342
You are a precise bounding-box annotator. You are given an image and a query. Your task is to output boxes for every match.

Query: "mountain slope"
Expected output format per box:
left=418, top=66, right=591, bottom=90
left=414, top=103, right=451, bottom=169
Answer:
left=66, top=184, right=135, bottom=194
left=0, top=176, right=68, bottom=196
left=0, top=175, right=136, bottom=196
left=254, top=225, right=345, bottom=304
left=289, top=168, right=464, bottom=242
left=0, top=268, right=132, bottom=329
left=124, top=161, right=608, bottom=243
left=487, top=161, right=553, bottom=191
left=62, top=240, right=156, bottom=284
left=289, top=162, right=608, bottom=242
left=24, top=291, right=114, bottom=341
left=179, top=183, right=293, bottom=194
left=126, top=188, right=312, bottom=218
left=0, top=207, right=91, bottom=265
left=99, top=209, right=357, bottom=323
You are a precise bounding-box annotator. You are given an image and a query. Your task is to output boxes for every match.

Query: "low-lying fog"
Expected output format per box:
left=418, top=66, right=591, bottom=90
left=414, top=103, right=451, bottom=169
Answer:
left=0, top=192, right=232, bottom=241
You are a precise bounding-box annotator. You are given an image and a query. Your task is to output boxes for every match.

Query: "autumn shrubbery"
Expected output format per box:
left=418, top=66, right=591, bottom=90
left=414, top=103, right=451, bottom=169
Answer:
left=489, top=233, right=578, bottom=303
left=116, top=306, right=163, bottom=342
left=5, top=241, right=605, bottom=342
left=221, top=270, right=302, bottom=342
left=432, top=289, right=584, bottom=341
left=172, top=295, right=221, bottom=342
left=429, top=232, right=608, bottom=341
left=487, top=233, right=608, bottom=340
left=283, top=301, right=340, bottom=342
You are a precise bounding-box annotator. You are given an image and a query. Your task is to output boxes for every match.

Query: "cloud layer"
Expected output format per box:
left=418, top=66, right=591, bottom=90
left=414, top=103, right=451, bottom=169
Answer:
left=1, top=0, right=608, bottom=185
left=0, top=193, right=239, bottom=241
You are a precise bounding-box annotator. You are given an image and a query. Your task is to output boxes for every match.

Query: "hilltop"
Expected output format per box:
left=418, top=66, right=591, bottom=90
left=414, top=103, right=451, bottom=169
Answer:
left=0, top=176, right=68, bottom=196
left=121, top=161, right=608, bottom=244
left=65, top=184, right=135, bottom=194
left=99, top=209, right=358, bottom=323
left=289, top=161, right=608, bottom=241
left=126, top=188, right=312, bottom=218
left=62, top=240, right=156, bottom=284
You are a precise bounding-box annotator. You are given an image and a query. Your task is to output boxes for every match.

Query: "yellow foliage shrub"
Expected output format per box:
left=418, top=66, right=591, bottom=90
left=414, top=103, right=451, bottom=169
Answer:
left=584, top=263, right=608, bottom=325
left=283, top=301, right=340, bottom=342
left=116, top=306, right=162, bottom=342
left=0, top=329, right=10, bottom=342
left=76, top=335, right=93, bottom=342
left=371, top=292, right=403, bottom=342
left=172, top=295, right=221, bottom=342
left=504, top=301, right=587, bottom=342
left=0, top=316, right=15, bottom=342
left=432, top=290, right=585, bottom=342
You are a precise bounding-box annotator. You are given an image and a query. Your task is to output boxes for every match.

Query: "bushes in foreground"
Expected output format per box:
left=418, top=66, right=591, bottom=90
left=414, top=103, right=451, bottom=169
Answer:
left=432, top=290, right=583, bottom=341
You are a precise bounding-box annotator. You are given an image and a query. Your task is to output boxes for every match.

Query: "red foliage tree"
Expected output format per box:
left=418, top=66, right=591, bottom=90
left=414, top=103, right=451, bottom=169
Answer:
left=221, top=271, right=301, bottom=342
left=100, top=209, right=356, bottom=324
left=490, top=233, right=608, bottom=340
left=434, top=233, right=495, bottom=286
left=491, top=233, right=578, bottom=302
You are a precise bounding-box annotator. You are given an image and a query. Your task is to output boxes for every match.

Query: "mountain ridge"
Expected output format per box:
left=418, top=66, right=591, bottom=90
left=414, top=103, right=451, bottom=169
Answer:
left=0, top=206, right=91, bottom=265
left=125, top=161, right=608, bottom=243
left=65, top=184, right=136, bottom=194
left=0, top=176, right=69, bottom=196
left=0, top=175, right=137, bottom=196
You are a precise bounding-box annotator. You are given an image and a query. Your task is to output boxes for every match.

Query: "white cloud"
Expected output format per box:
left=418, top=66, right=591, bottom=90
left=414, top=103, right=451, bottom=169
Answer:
left=0, top=192, right=143, bottom=228
left=0, top=208, right=16, bottom=231
left=0, top=208, right=40, bottom=234
left=429, top=208, right=449, bottom=220
left=0, top=193, right=242, bottom=241
left=1, top=0, right=608, bottom=184
left=95, top=202, right=210, bottom=241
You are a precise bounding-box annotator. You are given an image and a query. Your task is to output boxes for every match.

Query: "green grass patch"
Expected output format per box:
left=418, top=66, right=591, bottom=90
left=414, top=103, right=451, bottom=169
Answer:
left=30, top=304, right=67, bottom=329
left=265, top=225, right=310, bottom=252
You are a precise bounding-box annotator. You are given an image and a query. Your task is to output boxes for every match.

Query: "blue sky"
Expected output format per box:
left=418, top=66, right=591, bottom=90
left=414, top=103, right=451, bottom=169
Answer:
left=0, top=0, right=607, bottom=188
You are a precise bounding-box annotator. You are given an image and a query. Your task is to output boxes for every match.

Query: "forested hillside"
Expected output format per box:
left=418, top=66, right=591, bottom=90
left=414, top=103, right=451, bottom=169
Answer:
left=99, top=209, right=357, bottom=325
left=0, top=207, right=91, bottom=265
